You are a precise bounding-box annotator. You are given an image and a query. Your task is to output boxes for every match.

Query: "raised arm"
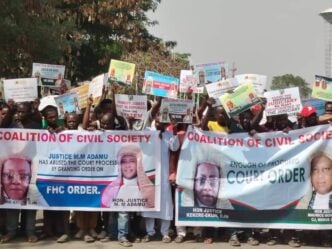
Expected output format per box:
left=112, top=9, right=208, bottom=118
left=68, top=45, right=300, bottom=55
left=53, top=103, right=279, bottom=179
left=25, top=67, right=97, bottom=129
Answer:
left=200, top=97, right=215, bottom=131
left=250, top=102, right=265, bottom=128
left=110, top=83, right=119, bottom=117
left=196, top=95, right=209, bottom=121
left=150, top=97, right=162, bottom=120
left=82, top=95, right=93, bottom=130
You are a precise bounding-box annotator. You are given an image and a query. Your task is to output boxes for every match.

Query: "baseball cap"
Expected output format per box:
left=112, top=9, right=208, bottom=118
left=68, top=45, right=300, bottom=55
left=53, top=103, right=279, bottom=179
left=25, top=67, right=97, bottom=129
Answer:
left=300, top=106, right=316, bottom=117
left=38, top=95, right=57, bottom=112
left=250, top=104, right=262, bottom=114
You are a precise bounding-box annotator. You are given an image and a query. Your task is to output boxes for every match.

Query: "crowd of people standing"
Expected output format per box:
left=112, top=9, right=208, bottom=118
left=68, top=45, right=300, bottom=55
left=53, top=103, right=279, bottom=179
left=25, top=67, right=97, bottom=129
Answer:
left=0, top=84, right=331, bottom=247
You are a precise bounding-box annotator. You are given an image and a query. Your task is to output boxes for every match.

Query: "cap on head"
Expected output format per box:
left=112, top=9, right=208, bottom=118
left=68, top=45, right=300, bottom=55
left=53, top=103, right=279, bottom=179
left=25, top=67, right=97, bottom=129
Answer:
left=250, top=104, right=262, bottom=114
left=300, top=106, right=316, bottom=117
left=38, top=95, right=57, bottom=112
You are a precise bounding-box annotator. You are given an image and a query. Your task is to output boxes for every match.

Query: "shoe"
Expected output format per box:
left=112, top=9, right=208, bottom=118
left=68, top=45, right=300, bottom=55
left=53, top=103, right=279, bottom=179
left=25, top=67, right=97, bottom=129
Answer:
left=89, top=229, right=98, bottom=238
left=162, top=235, right=172, bottom=243
left=229, top=234, right=241, bottom=247
left=119, top=237, right=133, bottom=247
left=195, top=234, right=203, bottom=242
left=288, top=238, right=301, bottom=248
left=57, top=234, right=69, bottom=243
left=267, top=237, right=278, bottom=246
left=1, top=233, right=15, bottom=243
left=247, top=236, right=259, bottom=246
left=174, top=235, right=185, bottom=243
left=321, top=233, right=332, bottom=247
left=97, top=230, right=107, bottom=240
left=169, top=228, right=175, bottom=237
left=74, top=229, right=84, bottom=239
left=134, top=237, right=141, bottom=243
left=322, top=240, right=332, bottom=247
left=204, top=237, right=213, bottom=244
left=38, top=233, right=49, bottom=240
left=142, top=234, right=155, bottom=243
left=84, top=234, right=95, bottom=243
left=100, top=236, right=112, bottom=243
left=27, top=234, right=38, bottom=243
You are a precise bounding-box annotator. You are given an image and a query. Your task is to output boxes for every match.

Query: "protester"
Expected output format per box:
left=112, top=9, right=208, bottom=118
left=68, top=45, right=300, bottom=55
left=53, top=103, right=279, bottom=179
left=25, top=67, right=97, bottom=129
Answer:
left=119, top=97, right=157, bottom=243
left=275, top=106, right=320, bottom=248
left=0, top=103, right=9, bottom=125
left=299, top=106, right=318, bottom=128
left=265, top=113, right=294, bottom=246
left=141, top=118, right=179, bottom=243
left=227, top=107, right=264, bottom=247
left=66, top=97, right=99, bottom=243
left=39, top=104, right=71, bottom=243
left=86, top=85, right=133, bottom=247
left=168, top=123, right=196, bottom=244
left=318, top=101, right=332, bottom=124
left=46, top=112, right=82, bottom=244
left=1, top=77, right=332, bottom=248
left=101, top=144, right=155, bottom=245
left=0, top=101, right=39, bottom=243
left=199, top=97, right=232, bottom=244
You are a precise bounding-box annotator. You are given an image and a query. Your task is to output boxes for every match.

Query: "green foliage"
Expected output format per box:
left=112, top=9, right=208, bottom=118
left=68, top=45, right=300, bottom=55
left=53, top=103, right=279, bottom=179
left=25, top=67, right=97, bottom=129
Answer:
left=0, top=0, right=75, bottom=78
left=122, top=49, right=190, bottom=94
left=0, top=0, right=182, bottom=86
left=271, top=74, right=311, bottom=99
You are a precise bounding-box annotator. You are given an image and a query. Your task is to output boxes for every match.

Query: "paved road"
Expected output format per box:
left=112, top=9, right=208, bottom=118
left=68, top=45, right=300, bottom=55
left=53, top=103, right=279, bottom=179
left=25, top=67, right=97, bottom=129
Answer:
left=0, top=211, right=328, bottom=249
left=3, top=238, right=328, bottom=249
left=2, top=226, right=328, bottom=249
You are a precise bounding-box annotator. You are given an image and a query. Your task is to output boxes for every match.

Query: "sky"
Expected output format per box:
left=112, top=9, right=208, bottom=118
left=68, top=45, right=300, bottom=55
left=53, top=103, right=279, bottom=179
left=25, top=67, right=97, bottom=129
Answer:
left=147, top=0, right=332, bottom=88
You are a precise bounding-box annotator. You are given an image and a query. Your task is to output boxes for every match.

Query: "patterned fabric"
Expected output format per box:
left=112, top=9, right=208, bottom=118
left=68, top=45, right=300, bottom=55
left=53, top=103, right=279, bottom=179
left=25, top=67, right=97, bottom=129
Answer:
left=308, top=191, right=332, bottom=209
left=308, top=191, right=316, bottom=209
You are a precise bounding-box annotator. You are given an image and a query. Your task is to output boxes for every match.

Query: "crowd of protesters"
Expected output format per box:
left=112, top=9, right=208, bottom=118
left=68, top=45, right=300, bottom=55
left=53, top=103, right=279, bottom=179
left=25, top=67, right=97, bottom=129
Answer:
left=0, top=83, right=331, bottom=247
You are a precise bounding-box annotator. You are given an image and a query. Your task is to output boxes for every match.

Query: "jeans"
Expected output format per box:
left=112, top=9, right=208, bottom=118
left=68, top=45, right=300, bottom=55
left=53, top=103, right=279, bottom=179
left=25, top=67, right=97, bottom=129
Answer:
left=6, top=209, right=36, bottom=236
left=106, top=212, right=118, bottom=238
left=145, top=218, right=170, bottom=236
left=117, top=212, right=129, bottom=240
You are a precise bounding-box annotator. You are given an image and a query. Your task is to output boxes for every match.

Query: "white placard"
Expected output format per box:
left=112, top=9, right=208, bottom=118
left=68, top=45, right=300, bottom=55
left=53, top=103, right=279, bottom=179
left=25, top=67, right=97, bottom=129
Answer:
left=3, top=78, right=38, bottom=102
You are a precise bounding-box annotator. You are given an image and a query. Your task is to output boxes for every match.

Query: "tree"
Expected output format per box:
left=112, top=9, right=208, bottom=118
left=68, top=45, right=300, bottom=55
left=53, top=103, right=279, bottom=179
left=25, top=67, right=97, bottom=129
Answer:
left=57, top=0, right=164, bottom=82
left=0, top=0, right=170, bottom=83
left=121, top=45, right=191, bottom=94
left=0, top=0, right=76, bottom=78
left=270, top=74, right=311, bottom=99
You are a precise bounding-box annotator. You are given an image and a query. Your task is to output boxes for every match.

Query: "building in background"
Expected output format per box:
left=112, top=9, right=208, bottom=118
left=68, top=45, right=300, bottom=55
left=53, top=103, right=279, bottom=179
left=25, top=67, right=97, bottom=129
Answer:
left=320, top=8, right=332, bottom=77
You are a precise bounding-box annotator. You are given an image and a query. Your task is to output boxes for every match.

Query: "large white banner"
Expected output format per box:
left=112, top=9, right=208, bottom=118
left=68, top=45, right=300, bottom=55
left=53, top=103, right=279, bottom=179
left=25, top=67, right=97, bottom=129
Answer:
left=0, top=129, right=161, bottom=211
left=176, top=125, right=332, bottom=229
